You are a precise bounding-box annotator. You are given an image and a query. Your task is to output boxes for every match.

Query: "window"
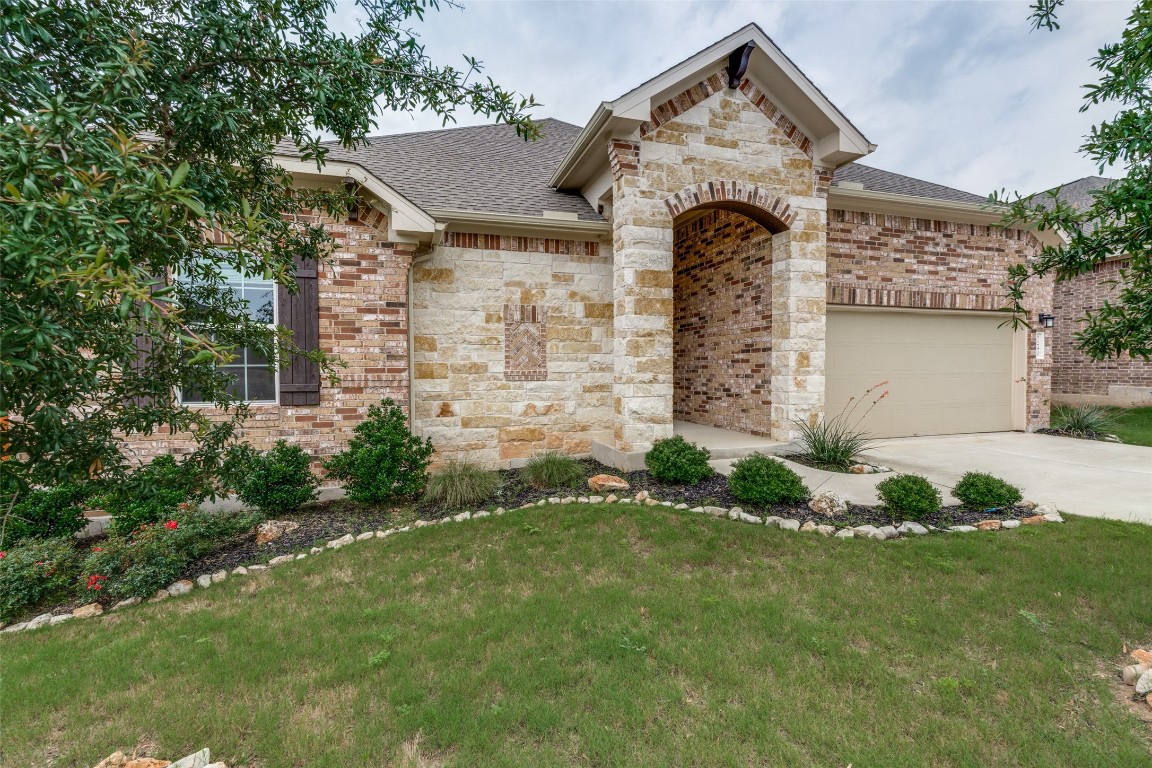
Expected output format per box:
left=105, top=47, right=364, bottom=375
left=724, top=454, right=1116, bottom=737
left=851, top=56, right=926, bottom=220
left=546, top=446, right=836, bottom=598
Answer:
left=180, top=267, right=278, bottom=405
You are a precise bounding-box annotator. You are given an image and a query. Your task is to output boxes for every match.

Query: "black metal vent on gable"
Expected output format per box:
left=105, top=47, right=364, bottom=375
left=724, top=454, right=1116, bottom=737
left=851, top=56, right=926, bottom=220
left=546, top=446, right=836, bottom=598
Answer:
left=727, top=41, right=756, bottom=89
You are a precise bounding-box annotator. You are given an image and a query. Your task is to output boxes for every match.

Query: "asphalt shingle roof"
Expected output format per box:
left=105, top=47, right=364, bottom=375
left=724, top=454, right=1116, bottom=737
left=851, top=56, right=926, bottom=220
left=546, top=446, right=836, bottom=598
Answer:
left=831, top=163, right=987, bottom=204
left=276, top=121, right=993, bottom=219
left=1035, top=175, right=1114, bottom=212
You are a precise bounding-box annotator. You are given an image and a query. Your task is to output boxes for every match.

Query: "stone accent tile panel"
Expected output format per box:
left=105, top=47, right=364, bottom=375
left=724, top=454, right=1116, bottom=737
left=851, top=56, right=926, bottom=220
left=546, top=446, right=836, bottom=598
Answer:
left=673, top=209, right=774, bottom=435
left=504, top=304, right=548, bottom=382
left=1053, top=259, right=1152, bottom=397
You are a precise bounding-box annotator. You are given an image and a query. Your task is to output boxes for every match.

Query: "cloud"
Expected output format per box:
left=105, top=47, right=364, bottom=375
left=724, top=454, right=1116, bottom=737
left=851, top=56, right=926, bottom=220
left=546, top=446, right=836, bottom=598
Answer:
left=329, top=0, right=1132, bottom=195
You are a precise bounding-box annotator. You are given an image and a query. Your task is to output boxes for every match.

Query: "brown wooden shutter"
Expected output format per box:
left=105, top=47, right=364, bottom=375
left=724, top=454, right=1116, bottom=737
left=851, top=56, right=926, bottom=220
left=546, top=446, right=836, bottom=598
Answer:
left=278, top=254, right=320, bottom=405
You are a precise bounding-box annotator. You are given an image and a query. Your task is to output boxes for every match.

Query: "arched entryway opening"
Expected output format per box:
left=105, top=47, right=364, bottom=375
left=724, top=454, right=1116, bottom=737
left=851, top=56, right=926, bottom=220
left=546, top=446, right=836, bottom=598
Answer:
left=672, top=201, right=789, bottom=438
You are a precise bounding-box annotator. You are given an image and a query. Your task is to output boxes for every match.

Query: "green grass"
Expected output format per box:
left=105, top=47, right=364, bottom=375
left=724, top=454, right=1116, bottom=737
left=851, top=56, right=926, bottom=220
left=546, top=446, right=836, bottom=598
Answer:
left=6, top=505, right=1152, bottom=766
left=1110, top=406, right=1152, bottom=447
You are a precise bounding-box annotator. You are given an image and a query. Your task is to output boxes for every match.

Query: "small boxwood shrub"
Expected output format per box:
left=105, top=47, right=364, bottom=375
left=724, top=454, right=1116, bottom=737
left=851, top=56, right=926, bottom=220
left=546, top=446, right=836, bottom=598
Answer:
left=0, top=537, right=81, bottom=622
left=237, top=440, right=317, bottom=514
left=521, top=452, right=584, bottom=490
left=952, top=472, right=1022, bottom=510
left=876, top=474, right=941, bottom=520
left=323, top=399, right=434, bottom=503
left=644, top=436, right=713, bottom=485
left=4, top=485, right=89, bottom=547
left=727, top=454, right=810, bottom=506
left=422, top=460, right=501, bottom=510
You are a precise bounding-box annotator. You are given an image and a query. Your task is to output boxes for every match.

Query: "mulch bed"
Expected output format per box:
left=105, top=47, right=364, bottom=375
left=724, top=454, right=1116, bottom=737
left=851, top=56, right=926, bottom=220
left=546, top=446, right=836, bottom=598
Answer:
left=1036, top=427, right=1119, bottom=442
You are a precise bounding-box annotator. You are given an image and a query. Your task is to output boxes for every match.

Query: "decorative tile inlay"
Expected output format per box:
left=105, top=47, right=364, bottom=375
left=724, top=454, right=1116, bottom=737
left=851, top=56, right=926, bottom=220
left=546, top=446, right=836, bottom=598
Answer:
left=504, top=304, right=547, bottom=381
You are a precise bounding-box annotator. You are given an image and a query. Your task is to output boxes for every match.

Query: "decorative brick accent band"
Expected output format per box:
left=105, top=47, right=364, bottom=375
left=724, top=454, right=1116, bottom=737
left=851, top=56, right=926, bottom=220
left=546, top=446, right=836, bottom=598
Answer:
left=607, top=139, right=640, bottom=182
left=443, top=232, right=598, bottom=256
left=504, top=304, right=547, bottom=382
left=827, top=280, right=1010, bottom=312
left=639, top=70, right=813, bottom=158
left=665, top=180, right=796, bottom=228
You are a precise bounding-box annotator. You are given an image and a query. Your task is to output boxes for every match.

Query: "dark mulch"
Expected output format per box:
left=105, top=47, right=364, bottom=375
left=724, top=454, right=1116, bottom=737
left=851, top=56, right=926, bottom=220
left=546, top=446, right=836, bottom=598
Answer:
left=777, top=453, right=860, bottom=473
left=1036, top=427, right=1116, bottom=442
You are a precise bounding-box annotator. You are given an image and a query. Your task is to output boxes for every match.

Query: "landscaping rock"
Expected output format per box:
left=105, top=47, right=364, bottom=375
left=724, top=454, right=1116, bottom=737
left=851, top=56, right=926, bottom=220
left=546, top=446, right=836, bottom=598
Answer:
left=256, top=519, right=300, bottom=545
left=635, top=490, right=649, bottom=502
left=808, top=491, right=847, bottom=517
left=149, top=589, right=170, bottom=603
left=690, top=506, right=704, bottom=513
left=1019, top=500, right=1038, bottom=510
left=72, top=602, right=103, bottom=619
left=1122, top=662, right=1152, bottom=685
left=295, top=553, right=306, bottom=560
left=1136, top=668, right=1152, bottom=697
left=1001, top=520, right=1021, bottom=529
left=975, top=520, right=1002, bottom=532
left=799, top=521, right=817, bottom=532
left=578, top=496, right=589, bottom=503
left=196, top=574, right=213, bottom=588
left=355, top=531, right=375, bottom=541
left=605, top=494, right=618, bottom=503
left=327, top=534, right=355, bottom=549
left=877, top=525, right=899, bottom=540
left=473, top=510, right=491, bottom=519
left=589, top=474, right=630, bottom=492
left=1042, top=512, right=1064, bottom=523
left=2, top=622, right=29, bottom=633
left=835, top=528, right=855, bottom=539
left=94, top=751, right=128, bottom=768
left=125, top=759, right=171, bottom=768
left=169, top=748, right=211, bottom=768
left=589, top=496, right=605, bottom=504
left=897, top=521, right=929, bottom=536
left=111, top=597, right=142, bottom=611
left=25, top=612, right=52, bottom=630
left=702, top=506, right=727, bottom=517
left=779, top=519, right=801, bottom=532
left=645, top=499, right=660, bottom=506
left=1132, top=649, right=1152, bottom=664
left=50, top=614, right=73, bottom=625
left=167, top=580, right=194, bottom=596
left=268, top=555, right=295, bottom=567
left=853, top=525, right=880, bottom=539
left=816, top=525, right=836, bottom=536
left=247, top=565, right=267, bottom=572
left=548, top=497, right=560, bottom=504
left=764, top=516, right=782, bottom=527
left=211, top=570, right=227, bottom=583
left=660, top=501, right=673, bottom=507
left=231, top=567, right=248, bottom=576
left=1033, top=503, right=1059, bottom=517
left=1021, top=514, right=1046, bottom=525
left=848, top=464, right=886, bottom=474
left=728, top=507, right=743, bottom=520
left=948, top=525, right=978, bottom=533
left=560, top=497, right=576, bottom=505
left=739, top=512, right=763, bottom=524
left=673, top=503, right=688, bottom=510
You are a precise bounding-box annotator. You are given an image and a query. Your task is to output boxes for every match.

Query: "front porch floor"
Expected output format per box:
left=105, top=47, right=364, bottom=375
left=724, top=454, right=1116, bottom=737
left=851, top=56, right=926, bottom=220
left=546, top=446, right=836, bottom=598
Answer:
left=673, top=420, right=787, bottom=460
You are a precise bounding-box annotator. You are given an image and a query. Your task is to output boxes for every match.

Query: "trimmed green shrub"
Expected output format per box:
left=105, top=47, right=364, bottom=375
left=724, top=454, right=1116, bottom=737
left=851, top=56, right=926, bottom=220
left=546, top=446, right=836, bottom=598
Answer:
left=4, top=485, right=89, bottom=547
left=323, top=399, right=434, bottom=503
left=644, top=436, right=713, bottom=485
left=422, top=460, right=501, bottom=510
left=952, top=472, right=1023, bottom=510
left=521, top=452, right=584, bottom=490
left=876, top=474, right=941, bottom=520
left=727, top=454, right=810, bottom=506
left=1051, top=404, right=1116, bottom=437
left=0, top=537, right=81, bottom=622
left=237, top=440, right=317, bottom=514
left=102, top=454, right=201, bottom=536
left=81, top=508, right=260, bottom=602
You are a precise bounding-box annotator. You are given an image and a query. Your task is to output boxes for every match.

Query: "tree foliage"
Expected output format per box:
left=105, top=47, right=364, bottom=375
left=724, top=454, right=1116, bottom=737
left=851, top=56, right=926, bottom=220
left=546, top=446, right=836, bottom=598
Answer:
left=993, top=0, right=1152, bottom=361
left=0, top=0, right=536, bottom=492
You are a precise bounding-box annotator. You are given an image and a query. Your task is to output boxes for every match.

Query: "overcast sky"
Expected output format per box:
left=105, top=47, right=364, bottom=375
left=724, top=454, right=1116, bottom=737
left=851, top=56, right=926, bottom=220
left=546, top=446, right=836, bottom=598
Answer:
left=334, top=0, right=1131, bottom=197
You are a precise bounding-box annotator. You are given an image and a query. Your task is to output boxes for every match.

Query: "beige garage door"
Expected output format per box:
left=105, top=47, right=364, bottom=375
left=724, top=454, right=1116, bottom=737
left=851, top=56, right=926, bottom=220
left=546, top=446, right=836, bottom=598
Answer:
left=826, top=308, right=1019, bottom=438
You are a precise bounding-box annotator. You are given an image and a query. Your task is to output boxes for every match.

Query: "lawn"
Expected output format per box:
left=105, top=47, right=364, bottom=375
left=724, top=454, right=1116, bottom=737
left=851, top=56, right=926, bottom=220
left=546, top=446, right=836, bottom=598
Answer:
left=5, top=504, right=1152, bottom=767
left=1111, top=406, right=1152, bottom=447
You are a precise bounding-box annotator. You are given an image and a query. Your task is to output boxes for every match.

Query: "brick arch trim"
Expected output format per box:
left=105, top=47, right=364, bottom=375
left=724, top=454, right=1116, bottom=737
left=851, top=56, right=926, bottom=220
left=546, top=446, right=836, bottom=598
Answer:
left=664, top=181, right=796, bottom=233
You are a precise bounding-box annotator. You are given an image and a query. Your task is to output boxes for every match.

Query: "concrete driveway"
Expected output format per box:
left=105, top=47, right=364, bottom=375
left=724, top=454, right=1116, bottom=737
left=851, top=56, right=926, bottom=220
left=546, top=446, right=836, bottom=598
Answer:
left=858, top=432, right=1151, bottom=524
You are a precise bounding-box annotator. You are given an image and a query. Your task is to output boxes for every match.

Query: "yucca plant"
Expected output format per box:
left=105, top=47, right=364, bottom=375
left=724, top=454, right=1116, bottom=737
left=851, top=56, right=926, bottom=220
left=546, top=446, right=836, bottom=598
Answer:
left=1051, top=404, right=1117, bottom=437
left=520, top=451, right=585, bottom=490
left=422, top=460, right=501, bottom=510
left=793, top=381, right=888, bottom=470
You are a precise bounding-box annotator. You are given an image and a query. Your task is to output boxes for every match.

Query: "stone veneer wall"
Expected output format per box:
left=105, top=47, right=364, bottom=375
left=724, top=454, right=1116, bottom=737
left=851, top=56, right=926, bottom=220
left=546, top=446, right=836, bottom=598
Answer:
left=673, top=209, right=774, bottom=435
left=826, top=209, right=1053, bottom=428
left=1052, top=260, right=1152, bottom=404
left=410, top=232, right=614, bottom=467
left=120, top=207, right=414, bottom=468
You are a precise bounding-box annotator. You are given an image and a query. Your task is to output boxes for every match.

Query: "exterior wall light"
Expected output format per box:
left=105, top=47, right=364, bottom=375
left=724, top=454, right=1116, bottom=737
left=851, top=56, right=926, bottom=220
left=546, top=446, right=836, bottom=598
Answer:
left=1038, top=313, right=1055, bottom=328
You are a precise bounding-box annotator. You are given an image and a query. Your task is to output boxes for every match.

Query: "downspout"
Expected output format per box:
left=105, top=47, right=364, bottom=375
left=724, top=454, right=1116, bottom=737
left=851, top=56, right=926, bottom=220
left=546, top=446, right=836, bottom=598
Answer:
left=406, top=223, right=444, bottom=433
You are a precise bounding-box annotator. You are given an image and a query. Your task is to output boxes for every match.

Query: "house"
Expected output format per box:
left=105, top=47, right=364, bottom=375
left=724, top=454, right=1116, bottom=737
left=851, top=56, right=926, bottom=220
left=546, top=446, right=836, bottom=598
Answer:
left=1042, top=176, right=1152, bottom=407
left=125, top=23, right=1063, bottom=471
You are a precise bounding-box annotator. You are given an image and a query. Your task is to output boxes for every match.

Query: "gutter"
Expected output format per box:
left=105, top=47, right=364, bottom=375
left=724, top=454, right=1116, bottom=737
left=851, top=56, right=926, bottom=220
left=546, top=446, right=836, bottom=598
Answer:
left=425, top=208, right=611, bottom=237
left=547, top=103, right=613, bottom=189
left=407, top=246, right=437, bottom=434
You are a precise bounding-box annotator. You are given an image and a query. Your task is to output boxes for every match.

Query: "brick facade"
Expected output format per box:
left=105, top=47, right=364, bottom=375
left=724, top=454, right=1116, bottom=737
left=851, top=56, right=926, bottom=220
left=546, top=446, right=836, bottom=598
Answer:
left=673, top=209, right=774, bottom=435
left=119, top=207, right=413, bottom=469
left=827, top=209, right=1053, bottom=428
left=1052, top=260, right=1152, bottom=404
left=410, top=233, right=614, bottom=466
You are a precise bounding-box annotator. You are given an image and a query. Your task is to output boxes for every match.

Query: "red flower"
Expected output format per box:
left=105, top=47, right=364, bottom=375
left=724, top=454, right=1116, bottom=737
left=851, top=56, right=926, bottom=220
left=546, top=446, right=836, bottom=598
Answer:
left=0, top=551, right=5, bottom=559
left=164, top=520, right=178, bottom=530
left=91, top=546, right=102, bottom=552
left=86, top=574, right=107, bottom=591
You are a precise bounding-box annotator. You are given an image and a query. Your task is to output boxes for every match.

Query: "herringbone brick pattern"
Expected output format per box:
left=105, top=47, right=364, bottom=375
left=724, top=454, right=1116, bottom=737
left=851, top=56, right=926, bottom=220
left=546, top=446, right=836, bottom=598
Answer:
left=504, top=304, right=547, bottom=381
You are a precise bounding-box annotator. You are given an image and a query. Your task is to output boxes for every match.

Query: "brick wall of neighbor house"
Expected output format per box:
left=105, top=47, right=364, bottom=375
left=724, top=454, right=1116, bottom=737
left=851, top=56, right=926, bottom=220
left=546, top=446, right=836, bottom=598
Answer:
left=410, top=232, right=614, bottom=467
left=826, top=209, right=1053, bottom=428
left=673, top=209, right=774, bottom=435
left=1052, top=260, right=1152, bottom=404
left=120, top=207, right=413, bottom=469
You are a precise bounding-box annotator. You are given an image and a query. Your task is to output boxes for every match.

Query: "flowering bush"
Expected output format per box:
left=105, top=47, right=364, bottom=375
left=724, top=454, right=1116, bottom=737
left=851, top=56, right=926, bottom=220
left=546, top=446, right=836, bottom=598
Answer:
left=101, top=454, right=205, bottom=536
left=0, top=537, right=81, bottom=622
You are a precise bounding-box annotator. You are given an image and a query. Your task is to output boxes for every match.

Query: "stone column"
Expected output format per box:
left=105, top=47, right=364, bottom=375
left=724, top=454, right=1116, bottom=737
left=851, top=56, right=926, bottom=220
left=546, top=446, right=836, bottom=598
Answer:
left=608, top=139, right=675, bottom=454
left=770, top=224, right=827, bottom=441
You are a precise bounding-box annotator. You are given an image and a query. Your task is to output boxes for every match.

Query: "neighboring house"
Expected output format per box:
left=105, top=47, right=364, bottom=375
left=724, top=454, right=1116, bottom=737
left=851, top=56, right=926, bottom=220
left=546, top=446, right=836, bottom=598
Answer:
left=1042, top=176, right=1152, bottom=406
left=125, top=24, right=1062, bottom=470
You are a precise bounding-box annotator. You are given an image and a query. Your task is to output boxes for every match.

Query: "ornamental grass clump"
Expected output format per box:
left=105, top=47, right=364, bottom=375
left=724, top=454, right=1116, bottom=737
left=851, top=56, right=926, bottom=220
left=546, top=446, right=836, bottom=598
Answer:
left=793, top=381, right=887, bottom=470
left=727, top=454, right=810, bottom=506
left=1051, top=404, right=1117, bottom=437
left=644, top=436, right=713, bottom=485
left=520, top=451, right=585, bottom=490
left=876, top=474, right=941, bottom=521
left=952, top=472, right=1023, bottom=510
left=323, top=399, right=434, bottom=503
left=422, top=460, right=501, bottom=510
